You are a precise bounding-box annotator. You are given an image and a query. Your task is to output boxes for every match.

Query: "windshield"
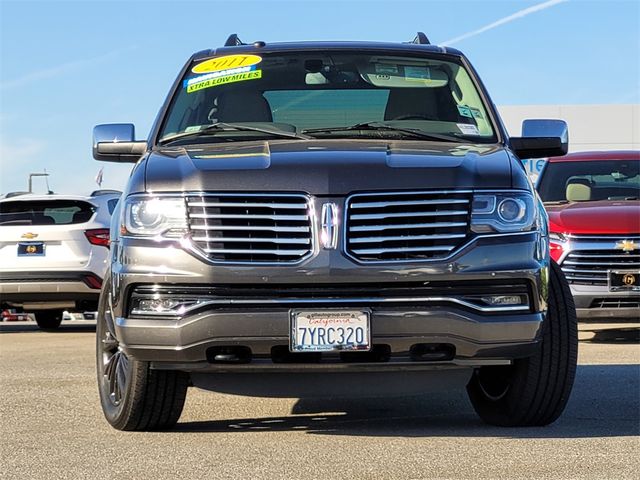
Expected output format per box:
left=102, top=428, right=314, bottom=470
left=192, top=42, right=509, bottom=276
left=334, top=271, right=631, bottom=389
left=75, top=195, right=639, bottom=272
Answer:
left=158, top=51, right=497, bottom=144
left=538, top=160, right=640, bottom=202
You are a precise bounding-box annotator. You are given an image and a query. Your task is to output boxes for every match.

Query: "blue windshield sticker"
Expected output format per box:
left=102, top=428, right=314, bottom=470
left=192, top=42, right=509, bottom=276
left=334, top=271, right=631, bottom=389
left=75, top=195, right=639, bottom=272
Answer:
left=457, top=105, right=473, bottom=118
left=469, top=107, right=484, bottom=119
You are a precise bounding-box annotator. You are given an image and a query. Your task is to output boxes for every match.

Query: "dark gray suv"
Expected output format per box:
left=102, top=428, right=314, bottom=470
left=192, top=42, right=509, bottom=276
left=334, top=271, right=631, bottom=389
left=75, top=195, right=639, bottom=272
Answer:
left=93, top=33, right=577, bottom=431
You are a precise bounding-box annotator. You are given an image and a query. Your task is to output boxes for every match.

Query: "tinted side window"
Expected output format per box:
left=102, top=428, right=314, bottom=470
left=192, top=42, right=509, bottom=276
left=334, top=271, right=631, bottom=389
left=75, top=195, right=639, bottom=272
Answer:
left=0, top=200, right=96, bottom=226
left=107, top=199, right=119, bottom=215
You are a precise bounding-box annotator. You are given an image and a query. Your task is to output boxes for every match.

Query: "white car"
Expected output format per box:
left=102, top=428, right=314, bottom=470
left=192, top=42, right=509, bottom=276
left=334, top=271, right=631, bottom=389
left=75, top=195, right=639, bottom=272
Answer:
left=0, top=190, right=120, bottom=329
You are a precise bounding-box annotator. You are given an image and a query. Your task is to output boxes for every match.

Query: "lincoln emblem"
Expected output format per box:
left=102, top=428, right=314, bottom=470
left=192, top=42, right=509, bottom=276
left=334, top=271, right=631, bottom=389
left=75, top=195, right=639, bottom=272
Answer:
left=320, top=203, right=339, bottom=250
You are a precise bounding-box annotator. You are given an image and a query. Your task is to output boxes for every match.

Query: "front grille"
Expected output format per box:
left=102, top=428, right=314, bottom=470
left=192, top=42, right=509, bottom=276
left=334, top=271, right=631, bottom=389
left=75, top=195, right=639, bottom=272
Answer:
left=345, top=190, right=472, bottom=262
left=591, top=297, right=640, bottom=309
left=186, top=194, right=312, bottom=263
left=561, top=235, right=640, bottom=285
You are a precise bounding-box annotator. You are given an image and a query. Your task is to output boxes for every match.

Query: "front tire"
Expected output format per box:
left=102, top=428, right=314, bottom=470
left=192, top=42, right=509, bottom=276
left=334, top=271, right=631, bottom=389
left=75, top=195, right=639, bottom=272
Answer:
left=467, top=261, right=578, bottom=426
left=96, top=278, right=189, bottom=431
left=35, top=310, right=63, bottom=330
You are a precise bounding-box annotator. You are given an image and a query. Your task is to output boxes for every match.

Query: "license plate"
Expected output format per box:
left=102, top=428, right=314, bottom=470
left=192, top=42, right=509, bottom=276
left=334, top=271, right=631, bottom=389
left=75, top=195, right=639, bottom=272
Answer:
left=17, top=242, right=45, bottom=256
left=609, top=270, right=640, bottom=291
left=290, top=310, right=370, bottom=352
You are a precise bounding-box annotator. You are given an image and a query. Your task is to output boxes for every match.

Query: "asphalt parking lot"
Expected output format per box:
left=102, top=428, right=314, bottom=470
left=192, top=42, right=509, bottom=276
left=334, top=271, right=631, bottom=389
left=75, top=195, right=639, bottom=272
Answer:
left=1, top=321, right=638, bottom=480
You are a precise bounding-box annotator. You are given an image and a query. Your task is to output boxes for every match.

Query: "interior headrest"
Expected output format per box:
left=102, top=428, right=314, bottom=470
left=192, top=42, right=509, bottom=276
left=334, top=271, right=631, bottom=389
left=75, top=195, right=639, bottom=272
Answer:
left=566, top=179, right=592, bottom=202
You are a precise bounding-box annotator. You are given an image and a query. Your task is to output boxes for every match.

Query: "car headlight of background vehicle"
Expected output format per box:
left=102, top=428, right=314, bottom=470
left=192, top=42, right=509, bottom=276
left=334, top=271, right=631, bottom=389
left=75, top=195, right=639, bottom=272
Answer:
left=123, top=196, right=187, bottom=237
left=471, top=192, right=536, bottom=233
left=548, top=231, right=568, bottom=262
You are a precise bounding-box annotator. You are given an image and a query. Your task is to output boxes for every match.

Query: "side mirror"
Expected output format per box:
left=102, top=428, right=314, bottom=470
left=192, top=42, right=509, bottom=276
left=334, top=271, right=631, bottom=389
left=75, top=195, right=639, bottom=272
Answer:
left=93, top=124, right=147, bottom=163
left=510, top=119, right=568, bottom=159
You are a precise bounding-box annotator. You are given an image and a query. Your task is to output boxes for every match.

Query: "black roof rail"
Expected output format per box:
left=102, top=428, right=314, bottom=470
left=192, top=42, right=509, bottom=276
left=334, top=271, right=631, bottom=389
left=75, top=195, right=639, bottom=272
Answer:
left=410, top=32, right=430, bottom=45
left=224, top=34, right=245, bottom=47
left=3, top=191, right=29, bottom=199
left=90, top=189, right=122, bottom=197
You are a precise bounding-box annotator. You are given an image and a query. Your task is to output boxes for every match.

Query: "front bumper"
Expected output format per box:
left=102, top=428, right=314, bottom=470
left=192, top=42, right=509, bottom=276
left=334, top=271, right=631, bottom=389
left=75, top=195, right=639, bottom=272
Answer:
left=0, top=271, right=102, bottom=309
left=570, top=284, right=639, bottom=320
left=115, top=307, right=543, bottom=372
left=109, top=230, right=548, bottom=371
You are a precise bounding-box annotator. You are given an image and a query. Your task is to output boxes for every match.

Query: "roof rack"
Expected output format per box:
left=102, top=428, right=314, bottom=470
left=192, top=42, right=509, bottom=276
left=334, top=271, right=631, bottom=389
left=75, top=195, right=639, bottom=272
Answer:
left=410, top=32, right=430, bottom=45
left=3, top=191, right=29, bottom=199
left=224, top=34, right=245, bottom=47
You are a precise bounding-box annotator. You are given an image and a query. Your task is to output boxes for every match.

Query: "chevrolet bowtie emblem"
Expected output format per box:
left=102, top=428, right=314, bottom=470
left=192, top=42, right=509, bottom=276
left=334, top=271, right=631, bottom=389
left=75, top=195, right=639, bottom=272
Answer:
left=616, top=240, right=638, bottom=253
left=21, top=232, right=38, bottom=239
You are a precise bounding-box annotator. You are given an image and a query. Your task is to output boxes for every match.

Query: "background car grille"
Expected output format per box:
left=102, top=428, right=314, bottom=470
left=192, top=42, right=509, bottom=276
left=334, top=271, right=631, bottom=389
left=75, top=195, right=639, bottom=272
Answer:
left=186, top=194, right=312, bottom=263
left=346, top=191, right=472, bottom=262
left=591, top=297, right=640, bottom=309
left=561, top=235, right=640, bottom=285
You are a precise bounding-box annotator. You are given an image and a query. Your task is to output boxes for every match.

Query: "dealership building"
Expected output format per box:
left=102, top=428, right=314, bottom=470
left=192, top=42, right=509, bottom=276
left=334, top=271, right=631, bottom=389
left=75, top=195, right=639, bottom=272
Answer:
left=497, top=104, right=640, bottom=178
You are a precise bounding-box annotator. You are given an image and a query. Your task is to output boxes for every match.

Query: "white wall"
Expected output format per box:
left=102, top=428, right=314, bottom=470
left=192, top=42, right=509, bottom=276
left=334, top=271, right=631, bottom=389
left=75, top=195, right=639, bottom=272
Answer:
left=497, top=104, right=639, bottom=177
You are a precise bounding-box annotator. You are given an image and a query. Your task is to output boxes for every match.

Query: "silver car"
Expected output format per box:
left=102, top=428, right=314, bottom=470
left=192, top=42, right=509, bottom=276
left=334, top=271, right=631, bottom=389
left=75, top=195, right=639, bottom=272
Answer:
left=0, top=190, right=119, bottom=329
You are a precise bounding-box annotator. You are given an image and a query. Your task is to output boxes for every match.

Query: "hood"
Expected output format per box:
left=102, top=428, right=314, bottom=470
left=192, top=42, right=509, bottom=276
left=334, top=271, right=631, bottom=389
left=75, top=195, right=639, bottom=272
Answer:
left=546, top=200, right=640, bottom=234
left=142, top=140, right=514, bottom=195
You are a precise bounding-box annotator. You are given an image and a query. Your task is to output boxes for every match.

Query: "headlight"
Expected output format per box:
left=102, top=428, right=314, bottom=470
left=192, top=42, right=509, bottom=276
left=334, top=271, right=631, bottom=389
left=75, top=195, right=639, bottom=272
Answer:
left=549, top=232, right=567, bottom=243
left=123, top=196, right=187, bottom=236
left=548, top=231, right=568, bottom=262
left=471, top=192, right=535, bottom=233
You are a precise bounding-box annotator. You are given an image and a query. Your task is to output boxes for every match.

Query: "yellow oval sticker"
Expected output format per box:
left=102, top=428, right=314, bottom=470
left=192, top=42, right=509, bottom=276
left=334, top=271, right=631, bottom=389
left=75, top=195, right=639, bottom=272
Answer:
left=192, top=54, right=262, bottom=74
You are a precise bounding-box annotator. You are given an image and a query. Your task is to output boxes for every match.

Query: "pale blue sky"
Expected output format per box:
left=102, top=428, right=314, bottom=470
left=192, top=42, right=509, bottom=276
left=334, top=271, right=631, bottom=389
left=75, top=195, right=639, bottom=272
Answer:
left=1, top=0, right=638, bottom=195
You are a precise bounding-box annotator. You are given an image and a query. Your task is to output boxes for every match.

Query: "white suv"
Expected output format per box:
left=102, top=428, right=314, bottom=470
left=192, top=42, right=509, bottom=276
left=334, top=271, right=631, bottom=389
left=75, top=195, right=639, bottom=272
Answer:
left=0, top=190, right=119, bottom=329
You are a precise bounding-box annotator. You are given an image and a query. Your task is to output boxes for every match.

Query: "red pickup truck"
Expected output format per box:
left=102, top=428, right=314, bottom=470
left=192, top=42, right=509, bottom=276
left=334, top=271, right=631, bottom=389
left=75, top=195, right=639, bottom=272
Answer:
left=537, top=151, right=640, bottom=319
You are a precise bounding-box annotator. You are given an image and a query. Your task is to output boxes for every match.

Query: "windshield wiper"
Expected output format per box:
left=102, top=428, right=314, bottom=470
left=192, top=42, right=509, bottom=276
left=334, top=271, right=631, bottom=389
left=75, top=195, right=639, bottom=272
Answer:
left=159, top=122, right=311, bottom=145
left=302, top=122, right=467, bottom=143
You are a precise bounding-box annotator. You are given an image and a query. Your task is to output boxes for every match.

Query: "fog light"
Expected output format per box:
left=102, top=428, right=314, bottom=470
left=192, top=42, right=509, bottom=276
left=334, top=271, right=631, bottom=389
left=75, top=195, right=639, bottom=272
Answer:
left=480, top=295, right=527, bottom=306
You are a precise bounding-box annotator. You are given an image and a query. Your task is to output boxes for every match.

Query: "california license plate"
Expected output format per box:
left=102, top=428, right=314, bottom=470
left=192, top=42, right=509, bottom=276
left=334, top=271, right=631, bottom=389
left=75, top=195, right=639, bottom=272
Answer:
left=290, top=310, right=371, bottom=352
left=17, top=242, right=45, bottom=256
left=609, top=270, right=640, bottom=291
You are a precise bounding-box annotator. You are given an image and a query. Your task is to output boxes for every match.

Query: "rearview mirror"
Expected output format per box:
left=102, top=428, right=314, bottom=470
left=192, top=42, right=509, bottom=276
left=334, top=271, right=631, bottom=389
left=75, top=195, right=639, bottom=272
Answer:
left=510, top=119, right=568, bottom=159
left=93, top=124, right=147, bottom=163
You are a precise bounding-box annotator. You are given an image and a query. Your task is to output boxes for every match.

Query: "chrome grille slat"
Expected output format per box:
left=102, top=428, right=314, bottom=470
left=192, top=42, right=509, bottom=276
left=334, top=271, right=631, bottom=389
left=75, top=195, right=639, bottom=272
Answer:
left=192, top=236, right=310, bottom=244
left=188, top=202, right=307, bottom=209
left=562, top=267, right=630, bottom=274
left=189, top=213, right=309, bottom=221
left=349, top=222, right=467, bottom=232
left=563, top=275, right=606, bottom=282
left=186, top=194, right=312, bottom=263
left=560, top=235, right=640, bottom=285
left=570, top=253, right=640, bottom=258
left=190, top=225, right=310, bottom=232
left=350, top=210, right=467, bottom=221
left=351, top=198, right=469, bottom=209
left=202, top=248, right=309, bottom=256
left=346, top=191, right=471, bottom=262
left=564, top=260, right=640, bottom=266
left=350, top=233, right=467, bottom=243
left=352, top=246, right=455, bottom=255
